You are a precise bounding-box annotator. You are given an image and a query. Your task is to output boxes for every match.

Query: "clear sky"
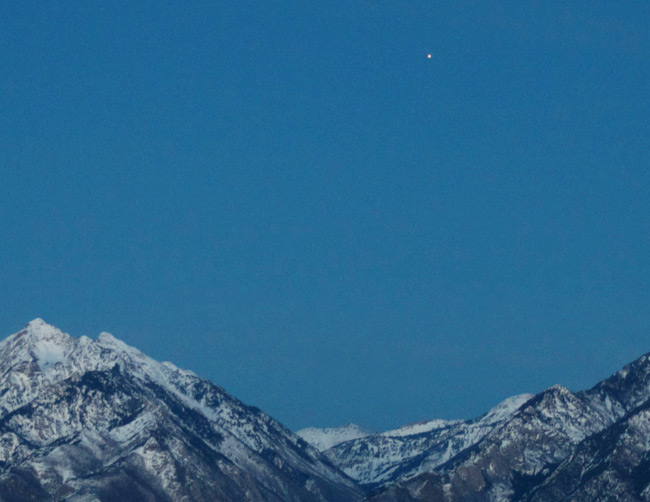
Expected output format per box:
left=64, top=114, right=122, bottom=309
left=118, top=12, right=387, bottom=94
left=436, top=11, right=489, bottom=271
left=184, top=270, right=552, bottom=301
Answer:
left=2, top=1, right=650, bottom=432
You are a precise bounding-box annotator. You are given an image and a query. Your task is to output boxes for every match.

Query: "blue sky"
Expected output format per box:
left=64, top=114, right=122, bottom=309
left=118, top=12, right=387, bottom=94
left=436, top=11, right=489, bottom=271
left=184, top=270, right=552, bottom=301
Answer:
left=2, top=1, right=650, bottom=431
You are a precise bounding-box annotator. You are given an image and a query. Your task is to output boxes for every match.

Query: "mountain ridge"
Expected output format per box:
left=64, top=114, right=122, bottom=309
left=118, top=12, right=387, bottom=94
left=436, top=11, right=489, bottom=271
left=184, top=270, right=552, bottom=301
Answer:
left=3, top=319, right=650, bottom=501
left=0, top=319, right=362, bottom=502
left=363, top=350, right=650, bottom=501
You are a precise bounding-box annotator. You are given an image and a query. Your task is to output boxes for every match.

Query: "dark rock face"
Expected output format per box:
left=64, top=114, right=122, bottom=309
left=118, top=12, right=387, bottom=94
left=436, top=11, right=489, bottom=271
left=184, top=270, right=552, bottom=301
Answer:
left=0, top=320, right=362, bottom=502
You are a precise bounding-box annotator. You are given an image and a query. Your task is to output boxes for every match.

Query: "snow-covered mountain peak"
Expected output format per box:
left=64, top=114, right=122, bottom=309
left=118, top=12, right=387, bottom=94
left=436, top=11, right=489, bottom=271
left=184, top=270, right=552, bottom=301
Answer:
left=479, top=393, right=534, bottom=424
left=584, top=351, right=650, bottom=414
left=613, top=352, right=650, bottom=381
left=20, top=318, right=68, bottom=344
left=94, top=331, right=148, bottom=362
left=87, top=332, right=183, bottom=392
left=0, top=319, right=73, bottom=371
left=297, top=424, right=373, bottom=451
left=78, top=334, right=93, bottom=346
left=26, top=320, right=71, bottom=366
left=96, top=330, right=123, bottom=347
left=25, top=317, right=51, bottom=331
left=0, top=321, right=198, bottom=412
left=0, top=321, right=364, bottom=502
left=382, top=418, right=462, bottom=438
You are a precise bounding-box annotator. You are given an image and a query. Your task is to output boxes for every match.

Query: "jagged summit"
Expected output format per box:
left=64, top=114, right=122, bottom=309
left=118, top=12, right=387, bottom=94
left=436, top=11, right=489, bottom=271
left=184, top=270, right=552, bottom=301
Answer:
left=0, top=320, right=363, bottom=502
left=25, top=317, right=55, bottom=332
left=10, top=318, right=124, bottom=346
left=0, top=319, right=72, bottom=374
left=1, top=320, right=177, bottom=387
left=4, top=318, right=66, bottom=344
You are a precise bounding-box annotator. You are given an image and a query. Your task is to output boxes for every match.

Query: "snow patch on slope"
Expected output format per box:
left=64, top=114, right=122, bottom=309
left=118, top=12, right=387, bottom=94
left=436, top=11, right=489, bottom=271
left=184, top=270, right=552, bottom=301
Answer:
left=32, top=340, right=67, bottom=369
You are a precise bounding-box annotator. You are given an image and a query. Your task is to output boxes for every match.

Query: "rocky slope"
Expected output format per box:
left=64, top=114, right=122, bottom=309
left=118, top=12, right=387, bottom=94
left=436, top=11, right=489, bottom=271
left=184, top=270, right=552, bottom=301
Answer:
left=307, top=395, right=533, bottom=490
left=521, top=356, right=650, bottom=502
left=365, top=354, right=650, bottom=501
left=0, top=319, right=362, bottom=502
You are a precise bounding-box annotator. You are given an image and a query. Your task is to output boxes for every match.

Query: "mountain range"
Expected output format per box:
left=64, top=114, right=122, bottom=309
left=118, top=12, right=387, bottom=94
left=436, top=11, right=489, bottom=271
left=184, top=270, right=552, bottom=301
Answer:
left=1, top=319, right=650, bottom=501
